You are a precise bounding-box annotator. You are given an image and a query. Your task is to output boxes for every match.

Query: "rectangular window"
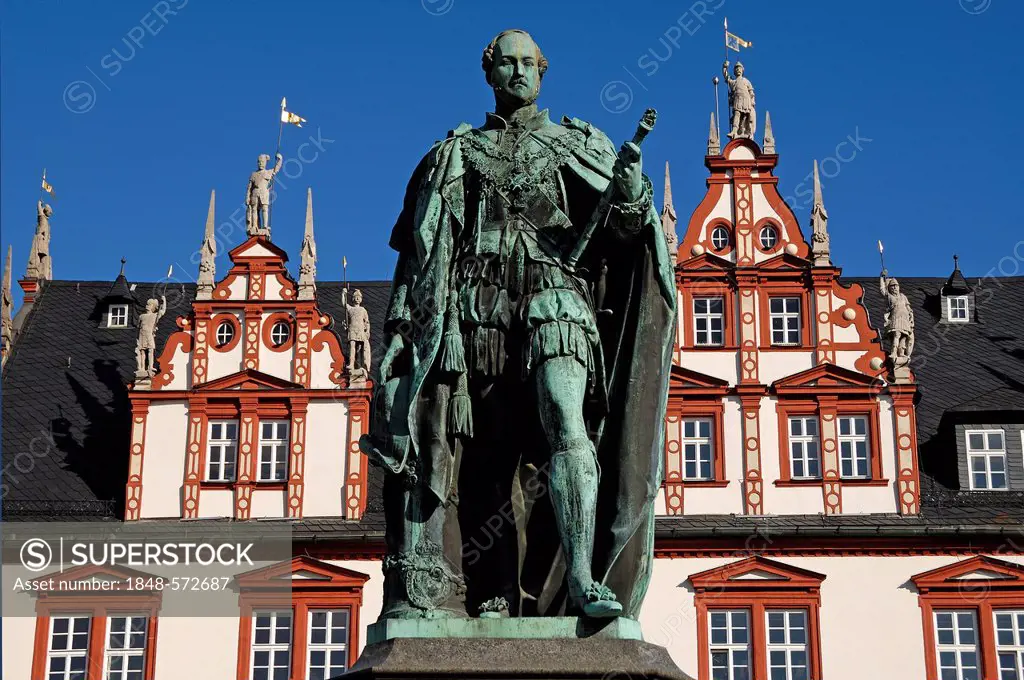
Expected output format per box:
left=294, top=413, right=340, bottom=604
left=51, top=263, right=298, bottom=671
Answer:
left=934, top=610, right=980, bottom=680
left=947, top=296, right=969, bottom=322
left=996, top=610, right=1024, bottom=680
left=258, top=421, right=290, bottom=482
left=46, top=615, right=90, bottom=680
left=769, top=297, right=801, bottom=346
left=838, top=415, right=870, bottom=479
left=766, top=610, right=809, bottom=680
left=307, top=609, right=350, bottom=680
left=108, top=304, right=129, bottom=328
left=682, top=418, right=714, bottom=481
left=252, top=611, right=292, bottom=680
left=694, top=297, right=725, bottom=347
left=104, top=615, right=147, bottom=680
left=967, top=429, right=1007, bottom=490
left=788, top=416, right=821, bottom=479
left=206, top=420, right=239, bottom=482
left=709, top=609, right=750, bottom=680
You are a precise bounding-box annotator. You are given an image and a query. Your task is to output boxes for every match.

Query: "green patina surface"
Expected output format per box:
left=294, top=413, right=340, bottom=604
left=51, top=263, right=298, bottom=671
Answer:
left=367, top=616, right=644, bottom=644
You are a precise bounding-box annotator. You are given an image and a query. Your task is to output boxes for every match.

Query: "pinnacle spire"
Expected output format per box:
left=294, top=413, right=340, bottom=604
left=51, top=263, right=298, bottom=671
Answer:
left=762, top=111, right=776, bottom=154
left=661, top=162, right=678, bottom=264
left=810, top=160, right=831, bottom=267
left=297, top=187, right=317, bottom=300
left=196, top=190, right=217, bottom=300
left=707, top=112, right=721, bottom=155
left=2, top=245, right=13, bottom=367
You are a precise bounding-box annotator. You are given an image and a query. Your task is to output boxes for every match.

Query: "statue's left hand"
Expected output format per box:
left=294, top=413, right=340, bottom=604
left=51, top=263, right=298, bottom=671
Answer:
left=613, top=142, right=643, bottom=202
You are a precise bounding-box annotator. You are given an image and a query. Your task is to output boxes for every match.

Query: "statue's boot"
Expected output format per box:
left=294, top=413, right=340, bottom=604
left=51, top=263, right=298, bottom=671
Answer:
left=550, top=437, right=622, bottom=618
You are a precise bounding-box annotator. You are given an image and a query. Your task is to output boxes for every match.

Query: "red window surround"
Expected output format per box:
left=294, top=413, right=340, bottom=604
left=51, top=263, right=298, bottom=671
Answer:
left=774, top=398, right=885, bottom=487
left=679, top=281, right=738, bottom=350
left=30, top=565, right=161, bottom=680
left=913, top=556, right=1024, bottom=680
left=234, top=556, right=369, bottom=680
left=757, top=282, right=813, bottom=350
left=690, top=556, right=825, bottom=680
left=210, top=312, right=242, bottom=353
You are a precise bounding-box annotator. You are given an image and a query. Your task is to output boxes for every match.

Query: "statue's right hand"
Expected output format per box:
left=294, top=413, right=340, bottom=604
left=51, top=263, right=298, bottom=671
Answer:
left=379, top=334, right=405, bottom=382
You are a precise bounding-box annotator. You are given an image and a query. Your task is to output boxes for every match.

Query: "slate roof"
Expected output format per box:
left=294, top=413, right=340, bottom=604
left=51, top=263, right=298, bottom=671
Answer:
left=3, top=273, right=1023, bottom=534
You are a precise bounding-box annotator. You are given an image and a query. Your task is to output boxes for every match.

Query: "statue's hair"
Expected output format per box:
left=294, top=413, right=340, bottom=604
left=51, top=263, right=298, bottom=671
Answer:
left=258, top=153, right=270, bottom=162
left=482, top=29, right=548, bottom=84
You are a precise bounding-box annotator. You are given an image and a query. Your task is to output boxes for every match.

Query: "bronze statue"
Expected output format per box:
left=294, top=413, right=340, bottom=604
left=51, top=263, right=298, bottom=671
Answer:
left=361, top=29, right=675, bottom=622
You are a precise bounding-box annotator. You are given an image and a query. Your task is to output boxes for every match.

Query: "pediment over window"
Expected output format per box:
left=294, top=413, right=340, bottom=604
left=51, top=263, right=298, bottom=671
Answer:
left=195, top=368, right=303, bottom=392
left=669, top=365, right=730, bottom=395
left=756, top=251, right=811, bottom=272
left=688, top=556, right=825, bottom=593
left=235, top=556, right=370, bottom=591
left=29, top=562, right=160, bottom=591
left=911, top=556, right=1024, bottom=593
left=772, top=363, right=878, bottom=396
left=229, top=235, right=290, bottom=262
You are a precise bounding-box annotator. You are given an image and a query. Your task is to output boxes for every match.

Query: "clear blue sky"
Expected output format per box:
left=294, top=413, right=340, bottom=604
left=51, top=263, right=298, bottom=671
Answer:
left=2, top=0, right=1022, bottom=308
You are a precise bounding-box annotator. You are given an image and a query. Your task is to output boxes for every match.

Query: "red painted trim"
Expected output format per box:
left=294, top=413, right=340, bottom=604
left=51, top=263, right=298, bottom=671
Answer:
left=739, top=393, right=765, bottom=514
left=262, top=311, right=296, bottom=353
left=149, top=323, right=194, bottom=390
left=124, top=402, right=149, bottom=521
left=234, top=556, right=369, bottom=678
left=243, top=305, right=261, bottom=371
left=287, top=398, right=309, bottom=519
left=678, top=280, right=738, bottom=349
left=680, top=182, right=725, bottom=260
left=181, top=398, right=208, bottom=518
left=757, top=283, right=813, bottom=350
left=776, top=398, right=884, bottom=487
left=311, top=329, right=348, bottom=387
left=344, top=396, right=371, bottom=519
left=752, top=217, right=785, bottom=257
left=691, top=557, right=824, bottom=680
left=892, top=389, right=922, bottom=515
left=210, top=312, right=242, bottom=353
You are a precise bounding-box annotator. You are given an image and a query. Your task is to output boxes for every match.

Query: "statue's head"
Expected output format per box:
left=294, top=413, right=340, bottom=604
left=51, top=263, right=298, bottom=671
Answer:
left=146, top=298, right=159, bottom=312
left=888, top=279, right=900, bottom=295
left=257, top=154, right=270, bottom=170
left=42, top=204, right=53, bottom=218
left=482, top=29, right=547, bottom=110
left=353, top=289, right=363, bottom=304
left=734, top=62, right=744, bottom=76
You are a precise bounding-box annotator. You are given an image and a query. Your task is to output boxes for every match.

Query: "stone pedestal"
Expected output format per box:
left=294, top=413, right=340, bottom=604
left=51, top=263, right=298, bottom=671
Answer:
left=344, top=618, right=692, bottom=680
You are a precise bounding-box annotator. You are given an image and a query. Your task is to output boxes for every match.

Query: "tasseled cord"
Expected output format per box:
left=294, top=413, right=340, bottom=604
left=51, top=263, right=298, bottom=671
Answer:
left=442, top=286, right=472, bottom=438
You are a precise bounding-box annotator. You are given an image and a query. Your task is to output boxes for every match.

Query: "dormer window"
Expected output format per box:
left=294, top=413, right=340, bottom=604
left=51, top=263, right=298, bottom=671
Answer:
left=108, top=304, right=129, bottom=328
left=967, top=429, right=1007, bottom=490
left=946, top=296, right=969, bottom=323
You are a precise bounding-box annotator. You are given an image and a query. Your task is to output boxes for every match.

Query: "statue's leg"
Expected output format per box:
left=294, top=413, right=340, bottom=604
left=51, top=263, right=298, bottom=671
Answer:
left=535, top=356, right=621, bottom=618
left=260, top=206, right=269, bottom=233
left=729, top=110, right=741, bottom=137
left=349, top=341, right=356, bottom=372
left=361, top=341, right=371, bottom=373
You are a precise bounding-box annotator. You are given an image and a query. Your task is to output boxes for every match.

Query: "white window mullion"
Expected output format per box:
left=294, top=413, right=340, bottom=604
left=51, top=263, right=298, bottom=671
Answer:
left=995, top=610, right=1024, bottom=680
left=693, top=297, right=725, bottom=347
left=307, top=609, right=350, bottom=680
left=258, top=421, right=290, bottom=482
left=934, top=610, right=979, bottom=680
left=104, top=614, right=148, bottom=680
left=838, top=415, right=870, bottom=479
left=770, top=297, right=801, bottom=346
left=967, top=429, right=1007, bottom=490
left=709, top=609, right=750, bottom=680
left=206, top=420, right=239, bottom=482
left=681, top=418, right=714, bottom=481
left=789, top=416, right=821, bottom=480
left=766, top=609, right=810, bottom=680
left=46, top=615, right=90, bottom=680
left=251, top=610, right=292, bottom=680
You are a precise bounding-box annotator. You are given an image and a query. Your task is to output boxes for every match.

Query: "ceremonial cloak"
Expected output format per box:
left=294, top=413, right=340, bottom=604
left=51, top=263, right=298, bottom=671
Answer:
left=362, top=113, right=675, bottom=618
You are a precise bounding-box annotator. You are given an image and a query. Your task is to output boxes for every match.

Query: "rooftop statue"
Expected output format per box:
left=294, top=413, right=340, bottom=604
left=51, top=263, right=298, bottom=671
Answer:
left=135, top=295, right=167, bottom=380
left=245, top=153, right=283, bottom=237
left=722, top=60, right=755, bottom=140
left=26, top=200, right=54, bottom=281
left=341, top=287, right=370, bottom=384
left=360, top=29, right=675, bottom=622
left=881, top=270, right=914, bottom=376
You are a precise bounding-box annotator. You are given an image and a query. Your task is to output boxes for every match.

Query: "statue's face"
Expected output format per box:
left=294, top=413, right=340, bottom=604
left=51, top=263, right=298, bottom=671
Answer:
left=353, top=290, right=363, bottom=304
left=146, top=299, right=158, bottom=312
left=735, top=64, right=744, bottom=77
left=888, top=282, right=899, bottom=294
left=43, top=205, right=53, bottom=217
left=257, top=156, right=267, bottom=170
left=489, top=32, right=542, bottom=109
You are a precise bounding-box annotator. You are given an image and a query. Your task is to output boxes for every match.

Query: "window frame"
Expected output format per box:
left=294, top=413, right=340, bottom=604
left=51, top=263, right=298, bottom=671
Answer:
left=262, top=312, right=296, bottom=353
left=710, top=225, right=732, bottom=253
left=257, top=420, right=290, bottom=483
left=966, top=428, right=1008, bottom=491
left=103, top=613, right=149, bottom=680
left=701, top=218, right=735, bottom=256
left=947, top=295, right=970, bottom=323
left=680, top=416, right=716, bottom=482
left=837, top=414, right=871, bottom=480
left=235, top=557, right=369, bottom=680
left=692, top=556, right=824, bottom=680
left=211, top=313, right=241, bottom=353
left=679, top=279, right=737, bottom=350
left=250, top=609, right=293, bottom=680
left=45, top=613, right=91, bottom=680
left=787, top=414, right=822, bottom=480
left=914, top=556, right=1024, bottom=680
left=757, top=285, right=811, bottom=350
left=30, top=567, right=161, bottom=680
left=206, top=419, right=240, bottom=483
left=776, top=400, right=885, bottom=487
left=708, top=609, right=751, bottom=680
left=693, top=297, right=726, bottom=348
left=306, top=608, right=351, bottom=680
left=107, top=304, right=129, bottom=329
left=768, top=296, right=802, bottom=347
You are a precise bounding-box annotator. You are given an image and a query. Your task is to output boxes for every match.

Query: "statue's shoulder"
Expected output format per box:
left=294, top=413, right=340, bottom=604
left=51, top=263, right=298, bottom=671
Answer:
left=558, top=115, right=616, bottom=159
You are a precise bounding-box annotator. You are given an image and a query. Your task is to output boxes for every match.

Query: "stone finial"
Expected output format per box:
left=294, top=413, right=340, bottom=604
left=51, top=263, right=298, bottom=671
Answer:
left=661, top=162, right=679, bottom=265
left=810, top=160, right=831, bottom=267
left=880, top=272, right=915, bottom=383
left=707, top=112, right=721, bottom=155
left=196, top=190, right=217, bottom=300
left=342, top=287, right=371, bottom=385
left=297, top=188, right=317, bottom=300
left=762, top=111, right=776, bottom=154
left=2, top=245, right=13, bottom=367
left=25, top=200, right=54, bottom=281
